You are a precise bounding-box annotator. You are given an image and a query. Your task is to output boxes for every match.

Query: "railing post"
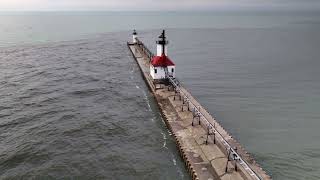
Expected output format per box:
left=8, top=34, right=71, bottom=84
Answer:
left=234, top=147, right=238, bottom=172
left=225, top=148, right=231, bottom=172
left=213, top=123, right=216, bottom=144
left=205, top=126, right=210, bottom=145
left=192, top=107, right=195, bottom=126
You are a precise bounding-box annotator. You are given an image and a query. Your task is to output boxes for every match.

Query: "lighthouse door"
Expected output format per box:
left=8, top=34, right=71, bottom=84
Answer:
left=164, top=67, right=169, bottom=78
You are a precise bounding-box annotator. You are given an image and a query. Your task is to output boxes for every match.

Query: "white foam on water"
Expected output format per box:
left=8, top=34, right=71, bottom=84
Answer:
left=172, top=158, right=177, bottom=166
left=159, top=115, right=166, bottom=125
left=170, top=153, right=185, bottom=179
left=161, top=132, right=168, bottom=149
left=146, top=101, right=152, bottom=111
left=161, top=132, right=167, bottom=140
left=163, top=140, right=167, bottom=148
left=140, top=89, right=152, bottom=111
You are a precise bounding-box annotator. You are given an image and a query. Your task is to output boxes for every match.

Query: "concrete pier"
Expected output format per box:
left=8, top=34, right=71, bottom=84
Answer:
left=127, top=39, right=271, bottom=180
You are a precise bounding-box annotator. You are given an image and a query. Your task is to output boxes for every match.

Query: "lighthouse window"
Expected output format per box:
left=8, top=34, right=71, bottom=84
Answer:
left=171, top=68, right=174, bottom=73
left=155, top=69, right=157, bottom=74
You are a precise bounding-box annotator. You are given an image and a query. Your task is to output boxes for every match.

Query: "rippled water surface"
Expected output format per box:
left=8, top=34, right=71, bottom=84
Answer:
left=0, top=33, right=189, bottom=179
left=1, top=11, right=320, bottom=180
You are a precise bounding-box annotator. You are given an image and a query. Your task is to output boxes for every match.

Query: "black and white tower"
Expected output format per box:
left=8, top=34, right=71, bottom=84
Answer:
left=156, top=30, right=168, bottom=56
left=132, top=30, right=138, bottom=44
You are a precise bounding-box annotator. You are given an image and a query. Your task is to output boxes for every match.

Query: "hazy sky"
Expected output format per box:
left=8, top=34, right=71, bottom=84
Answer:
left=1, top=0, right=320, bottom=11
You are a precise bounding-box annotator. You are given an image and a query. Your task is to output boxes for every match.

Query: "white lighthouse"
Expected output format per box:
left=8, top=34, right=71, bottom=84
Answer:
left=150, top=30, right=175, bottom=80
left=156, top=31, right=168, bottom=56
left=132, top=30, right=138, bottom=44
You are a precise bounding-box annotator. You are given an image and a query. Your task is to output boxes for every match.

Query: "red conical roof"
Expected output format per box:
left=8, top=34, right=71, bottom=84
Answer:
left=150, top=54, right=175, bottom=67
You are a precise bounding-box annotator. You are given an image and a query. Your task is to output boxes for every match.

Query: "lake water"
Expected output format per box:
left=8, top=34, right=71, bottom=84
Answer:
left=1, top=11, right=320, bottom=179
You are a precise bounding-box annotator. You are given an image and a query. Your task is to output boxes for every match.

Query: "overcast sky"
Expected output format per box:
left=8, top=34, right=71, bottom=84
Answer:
left=1, top=0, right=320, bottom=11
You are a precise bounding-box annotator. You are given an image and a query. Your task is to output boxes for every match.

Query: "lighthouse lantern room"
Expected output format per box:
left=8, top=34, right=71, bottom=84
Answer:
left=132, top=30, right=138, bottom=44
left=150, top=30, right=175, bottom=81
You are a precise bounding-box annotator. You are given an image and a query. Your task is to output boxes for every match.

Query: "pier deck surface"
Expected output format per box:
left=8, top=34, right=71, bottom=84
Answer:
left=128, top=43, right=270, bottom=180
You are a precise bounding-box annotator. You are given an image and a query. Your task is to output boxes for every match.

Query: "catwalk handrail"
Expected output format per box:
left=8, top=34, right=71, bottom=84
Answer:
left=136, top=38, right=154, bottom=60
left=133, top=38, right=262, bottom=180
left=168, top=76, right=262, bottom=180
